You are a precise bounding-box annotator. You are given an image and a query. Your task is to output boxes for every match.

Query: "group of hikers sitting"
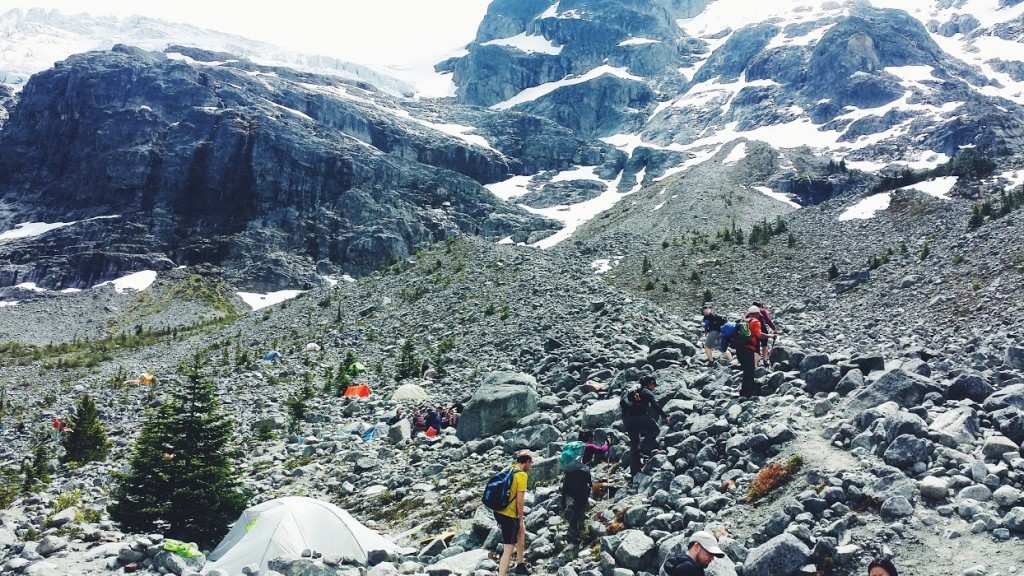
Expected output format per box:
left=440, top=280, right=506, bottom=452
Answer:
left=385, top=404, right=461, bottom=434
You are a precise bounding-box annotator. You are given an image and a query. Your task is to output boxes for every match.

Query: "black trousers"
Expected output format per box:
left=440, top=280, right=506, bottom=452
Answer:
left=624, top=416, right=660, bottom=475
left=565, top=495, right=588, bottom=539
left=737, top=345, right=760, bottom=396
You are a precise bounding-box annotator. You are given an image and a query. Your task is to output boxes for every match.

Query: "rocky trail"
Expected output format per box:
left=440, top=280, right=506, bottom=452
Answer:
left=0, top=232, right=1023, bottom=576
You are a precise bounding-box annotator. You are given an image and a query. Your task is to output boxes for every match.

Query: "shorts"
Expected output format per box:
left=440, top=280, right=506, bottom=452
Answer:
left=493, top=512, right=520, bottom=544
left=704, top=331, right=721, bottom=349
left=758, top=335, right=772, bottom=346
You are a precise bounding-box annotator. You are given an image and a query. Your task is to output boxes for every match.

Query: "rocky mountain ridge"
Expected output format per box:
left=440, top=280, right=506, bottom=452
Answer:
left=5, top=1, right=1024, bottom=290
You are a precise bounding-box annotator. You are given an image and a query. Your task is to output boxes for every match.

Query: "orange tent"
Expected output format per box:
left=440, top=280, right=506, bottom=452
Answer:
left=342, top=384, right=371, bottom=398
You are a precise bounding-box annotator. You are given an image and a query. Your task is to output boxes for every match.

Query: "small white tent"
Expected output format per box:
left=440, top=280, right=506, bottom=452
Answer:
left=202, top=496, right=410, bottom=575
left=388, top=383, right=429, bottom=401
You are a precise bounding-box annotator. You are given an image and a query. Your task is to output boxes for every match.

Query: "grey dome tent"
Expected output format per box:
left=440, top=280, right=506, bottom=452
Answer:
left=202, top=496, right=411, bottom=575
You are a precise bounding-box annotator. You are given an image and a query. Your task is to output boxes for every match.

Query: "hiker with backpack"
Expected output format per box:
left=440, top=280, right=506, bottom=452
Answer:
left=483, top=451, right=534, bottom=576
left=621, top=374, right=670, bottom=477
left=559, top=442, right=592, bottom=544
left=733, top=306, right=764, bottom=398
left=579, top=429, right=611, bottom=466
left=717, top=319, right=737, bottom=357
left=701, top=305, right=731, bottom=368
left=752, top=301, right=777, bottom=367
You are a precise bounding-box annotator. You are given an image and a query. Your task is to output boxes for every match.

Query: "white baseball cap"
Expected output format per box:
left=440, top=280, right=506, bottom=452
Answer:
left=688, top=531, right=725, bottom=557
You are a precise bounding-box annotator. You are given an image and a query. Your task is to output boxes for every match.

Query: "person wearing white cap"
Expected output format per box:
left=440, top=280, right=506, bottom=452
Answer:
left=736, top=306, right=764, bottom=397
left=660, top=531, right=726, bottom=576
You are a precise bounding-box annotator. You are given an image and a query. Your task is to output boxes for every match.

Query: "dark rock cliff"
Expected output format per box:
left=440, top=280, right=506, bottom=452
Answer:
left=0, top=45, right=560, bottom=290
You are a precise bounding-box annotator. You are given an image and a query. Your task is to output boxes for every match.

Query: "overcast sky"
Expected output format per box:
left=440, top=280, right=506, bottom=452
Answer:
left=1, top=0, right=493, bottom=66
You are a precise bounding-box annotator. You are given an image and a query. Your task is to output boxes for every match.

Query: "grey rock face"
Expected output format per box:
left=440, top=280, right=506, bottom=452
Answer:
left=456, top=371, right=539, bottom=441
left=0, top=46, right=559, bottom=289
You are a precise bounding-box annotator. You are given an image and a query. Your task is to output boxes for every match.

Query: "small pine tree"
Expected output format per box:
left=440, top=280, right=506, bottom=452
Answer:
left=342, top=351, right=359, bottom=377
left=827, top=262, right=839, bottom=280
left=62, top=394, right=109, bottom=464
left=286, top=395, right=306, bottom=433
left=787, top=232, right=796, bottom=247
left=23, top=431, right=51, bottom=493
left=702, top=289, right=713, bottom=304
left=335, top=370, right=352, bottom=396
left=919, top=242, right=930, bottom=261
left=395, top=339, right=420, bottom=381
left=966, top=204, right=984, bottom=230
left=109, top=354, right=248, bottom=547
left=641, top=255, right=652, bottom=274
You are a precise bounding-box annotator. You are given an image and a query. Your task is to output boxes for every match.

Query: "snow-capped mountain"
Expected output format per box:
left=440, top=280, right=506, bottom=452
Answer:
left=0, top=8, right=417, bottom=97
left=2, top=0, right=1024, bottom=291
left=452, top=0, right=1024, bottom=176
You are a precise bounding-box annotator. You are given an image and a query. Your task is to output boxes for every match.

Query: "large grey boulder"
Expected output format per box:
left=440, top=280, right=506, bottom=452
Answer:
left=883, top=434, right=934, bottom=469
left=36, top=535, right=68, bottom=557
left=835, top=368, right=864, bottom=396
left=984, top=384, right=1024, bottom=412
left=613, top=530, right=655, bottom=570
left=1003, top=507, right=1024, bottom=532
left=388, top=419, right=411, bottom=444
left=582, top=398, right=622, bottom=429
left=982, top=435, right=1020, bottom=460
left=804, top=365, right=842, bottom=395
left=649, top=334, right=699, bottom=358
left=457, top=371, right=539, bottom=441
left=947, top=371, right=994, bottom=402
left=929, top=407, right=980, bottom=446
left=502, top=424, right=560, bottom=453
left=743, top=533, right=810, bottom=576
left=844, top=369, right=942, bottom=416
left=1005, top=346, right=1024, bottom=370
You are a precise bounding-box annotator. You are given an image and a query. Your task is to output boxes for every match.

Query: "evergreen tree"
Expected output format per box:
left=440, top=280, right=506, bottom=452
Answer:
left=827, top=262, right=839, bottom=280
left=286, top=395, right=306, bottom=434
left=22, top=430, right=51, bottom=494
left=109, top=355, right=247, bottom=546
left=62, top=394, right=109, bottom=464
left=395, top=339, right=420, bottom=381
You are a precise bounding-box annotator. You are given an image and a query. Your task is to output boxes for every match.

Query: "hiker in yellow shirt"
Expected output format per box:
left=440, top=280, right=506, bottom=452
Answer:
left=495, top=451, right=533, bottom=576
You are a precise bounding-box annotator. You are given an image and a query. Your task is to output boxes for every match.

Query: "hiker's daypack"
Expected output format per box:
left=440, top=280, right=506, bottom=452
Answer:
left=620, top=385, right=642, bottom=417
left=705, top=313, right=727, bottom=332
left=560, top=441, right=585, bottom=466
left=482, top=467, right=524, bottom=511
left=732, top=320, right=753, bottom=349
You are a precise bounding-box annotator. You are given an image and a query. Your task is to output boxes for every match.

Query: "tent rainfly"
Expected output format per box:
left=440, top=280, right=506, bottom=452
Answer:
left=387, top=383, right=429, bottom=401
left=202, top=496, right=411, bottom=575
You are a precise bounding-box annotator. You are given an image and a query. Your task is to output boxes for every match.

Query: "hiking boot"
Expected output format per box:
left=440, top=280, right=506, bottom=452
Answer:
left=706, top=360, right=715, bottom=368
left=514, top=563, right=533, bottom=575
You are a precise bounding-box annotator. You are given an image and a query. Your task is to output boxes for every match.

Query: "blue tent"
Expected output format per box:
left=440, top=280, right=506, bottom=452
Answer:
left=263, top=351, right=282, bottom=363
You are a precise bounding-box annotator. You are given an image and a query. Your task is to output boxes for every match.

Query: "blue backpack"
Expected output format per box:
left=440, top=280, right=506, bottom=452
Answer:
left=482, top=467, right=524, bottom=511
